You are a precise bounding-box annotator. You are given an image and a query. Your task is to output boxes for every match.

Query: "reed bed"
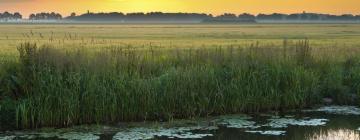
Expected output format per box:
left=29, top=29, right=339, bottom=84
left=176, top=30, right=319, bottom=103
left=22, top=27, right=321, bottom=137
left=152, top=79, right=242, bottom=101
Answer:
left=1, top=40, right=360, bottom=130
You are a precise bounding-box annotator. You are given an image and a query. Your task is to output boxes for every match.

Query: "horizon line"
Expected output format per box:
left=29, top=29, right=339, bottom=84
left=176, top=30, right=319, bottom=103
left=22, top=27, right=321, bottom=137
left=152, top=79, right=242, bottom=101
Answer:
left=2, top=11, right=360, bottom=17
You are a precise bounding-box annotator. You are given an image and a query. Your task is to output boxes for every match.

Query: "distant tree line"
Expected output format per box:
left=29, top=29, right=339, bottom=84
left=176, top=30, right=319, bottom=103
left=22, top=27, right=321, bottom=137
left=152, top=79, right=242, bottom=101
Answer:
left=65, top=11, right=360, bottom=23
left=66, top=11, right=211, bottom=22
left=255, top=12, right=360, bottom=21
left=203, top=13, right=257, bottom=23
left=0, top=12, right=22, bottom=20
left=207, top=12, right=360, bottom=21
left=2, top=11, right=360, bottom=22
left=29, top=12, right=62, bottom=20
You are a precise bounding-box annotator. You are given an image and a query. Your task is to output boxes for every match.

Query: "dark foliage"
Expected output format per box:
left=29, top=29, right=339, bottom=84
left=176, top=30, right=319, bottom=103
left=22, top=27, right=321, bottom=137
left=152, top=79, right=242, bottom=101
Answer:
left=64, top=11, right=360, bottom=22
left=0, top=12, right=22, bottom=20
left=29, top=12, right=62, bottom=20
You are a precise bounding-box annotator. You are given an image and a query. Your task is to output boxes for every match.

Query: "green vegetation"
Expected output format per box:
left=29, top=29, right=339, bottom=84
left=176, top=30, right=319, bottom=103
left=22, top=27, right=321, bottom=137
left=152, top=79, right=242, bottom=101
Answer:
left=1, top=39, right=360, bottom=130
left=1, top=24, right=360, bottom=130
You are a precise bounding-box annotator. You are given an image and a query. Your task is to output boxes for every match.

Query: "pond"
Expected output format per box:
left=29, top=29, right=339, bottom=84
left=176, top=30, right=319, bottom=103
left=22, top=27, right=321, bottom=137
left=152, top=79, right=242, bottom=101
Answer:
left=1, top=106, right=360, bottom=140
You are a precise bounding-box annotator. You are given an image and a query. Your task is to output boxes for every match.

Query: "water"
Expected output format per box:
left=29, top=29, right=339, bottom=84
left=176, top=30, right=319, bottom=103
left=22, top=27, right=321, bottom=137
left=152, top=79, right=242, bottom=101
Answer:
left=1, top=106, right=360, bottom=140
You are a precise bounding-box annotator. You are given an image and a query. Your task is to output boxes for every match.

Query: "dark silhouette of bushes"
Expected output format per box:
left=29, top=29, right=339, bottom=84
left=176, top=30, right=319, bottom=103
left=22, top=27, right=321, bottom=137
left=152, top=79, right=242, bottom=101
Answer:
left=1, top=11, right=358, bottom=22
left=66, top=11, right=211, bottom=22
left=0, top=12, right=22, bottom=20
left=63, top=11, right=360, bottom=23
left=256, top=12, right=360, bottom=21
left=29, top=12, right=62, bottom=20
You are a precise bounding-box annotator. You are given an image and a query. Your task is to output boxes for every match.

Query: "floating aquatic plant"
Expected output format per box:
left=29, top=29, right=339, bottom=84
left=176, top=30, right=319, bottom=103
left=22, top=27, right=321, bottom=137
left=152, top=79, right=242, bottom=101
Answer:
left=0, top=136, right=15, bottom=140
left=307, top=106, right=360, bottom=115
left=112, top=128, right=155, bottom=140
left=216, top=115, right=260, bottom=129
left=245, top=130, right=286, bottom=136
left=0, top=131, right=100, bottom=140
left=56, top=132, right=100, bottom=140
left=112, top=126, right=216, bottom=140
left=263, top=117, right=328, bottom=128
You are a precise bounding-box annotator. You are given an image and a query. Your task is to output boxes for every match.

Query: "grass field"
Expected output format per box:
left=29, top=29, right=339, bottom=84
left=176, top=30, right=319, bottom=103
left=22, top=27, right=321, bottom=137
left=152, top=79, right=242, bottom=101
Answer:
left=1, top=24, right=360, bottom=130
left=1, top=24, right=360, bottom=55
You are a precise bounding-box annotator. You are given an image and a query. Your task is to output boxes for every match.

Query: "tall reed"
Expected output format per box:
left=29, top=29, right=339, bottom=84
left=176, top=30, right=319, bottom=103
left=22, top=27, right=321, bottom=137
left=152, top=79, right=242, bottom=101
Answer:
left=0, top=40, right=360, bottom=129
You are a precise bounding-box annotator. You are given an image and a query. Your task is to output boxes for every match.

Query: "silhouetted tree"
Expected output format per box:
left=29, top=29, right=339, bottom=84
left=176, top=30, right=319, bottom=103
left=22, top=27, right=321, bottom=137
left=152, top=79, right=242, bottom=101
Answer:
left=257, top=13, right=287, bottom=20
left=55, top=13, right=62, bottom=19
left=0, top=11, right=22, bottom=20
left=70, top=12, right=76, bottom=17
left=308, top=14, right=320, bottom=20
left=238, top=13, right=255, bottom=20
left=29, top=14, right=36, bottom=20
left=29, top=12, right=62, bottom=20
left=286, top=14, right=300, bottom=20
left=13, top=12, right=22, bottom=19
left=339, top=14, right=355, bottom=20
left=2, top=12, right=11, bottom=20
left=216, top=13, right=237, bottom=19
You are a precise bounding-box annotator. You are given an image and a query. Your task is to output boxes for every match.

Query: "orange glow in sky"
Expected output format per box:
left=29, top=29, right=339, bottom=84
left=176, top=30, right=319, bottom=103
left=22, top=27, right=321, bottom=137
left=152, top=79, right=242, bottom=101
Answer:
left=0, top=0, right=359, bottom=17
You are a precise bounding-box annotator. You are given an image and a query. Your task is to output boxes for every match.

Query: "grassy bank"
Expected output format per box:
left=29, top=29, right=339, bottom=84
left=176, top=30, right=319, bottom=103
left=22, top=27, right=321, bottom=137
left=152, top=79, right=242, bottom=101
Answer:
left=1, top=40, right=360, bottom=130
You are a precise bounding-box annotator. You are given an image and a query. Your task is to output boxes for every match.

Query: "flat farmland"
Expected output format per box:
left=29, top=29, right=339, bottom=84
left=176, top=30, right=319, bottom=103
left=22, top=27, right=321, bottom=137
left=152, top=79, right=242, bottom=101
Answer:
left=1, top=24, right=360, bottom=56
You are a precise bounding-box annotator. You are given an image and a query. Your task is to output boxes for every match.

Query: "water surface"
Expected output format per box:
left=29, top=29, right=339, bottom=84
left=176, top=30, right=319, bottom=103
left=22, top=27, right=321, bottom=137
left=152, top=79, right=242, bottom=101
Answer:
left=1, top=106, right=359, bottom=140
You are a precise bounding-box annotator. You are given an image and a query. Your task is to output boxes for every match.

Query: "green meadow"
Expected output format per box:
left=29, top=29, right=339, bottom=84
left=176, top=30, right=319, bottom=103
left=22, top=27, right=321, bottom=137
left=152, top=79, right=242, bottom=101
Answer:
left=1, top=24, right=360, bottom=130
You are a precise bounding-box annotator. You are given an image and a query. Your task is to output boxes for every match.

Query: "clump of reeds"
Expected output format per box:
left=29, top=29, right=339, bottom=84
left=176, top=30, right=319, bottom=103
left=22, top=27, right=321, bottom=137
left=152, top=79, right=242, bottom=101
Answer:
left=0, top=40, right=360, bottom=130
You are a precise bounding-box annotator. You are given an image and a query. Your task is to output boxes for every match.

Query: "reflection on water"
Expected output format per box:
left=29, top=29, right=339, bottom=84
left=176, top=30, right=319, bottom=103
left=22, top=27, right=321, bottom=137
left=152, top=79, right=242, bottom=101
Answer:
left=1, top=106, right=360, bottom=140
left=307, top=129, right=360, bottom=140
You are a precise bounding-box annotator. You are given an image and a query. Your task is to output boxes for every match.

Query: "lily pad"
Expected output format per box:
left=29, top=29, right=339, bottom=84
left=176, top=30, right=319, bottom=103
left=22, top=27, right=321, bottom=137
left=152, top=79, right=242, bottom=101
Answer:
left=306, top=106, right=360, bottom=115
left=217, top=115, right=260, bottom=129
left=245, top=130, right=286, bottom=136
left=0, top=131, right=100, bottom=140
left=57, top=132, right=100, bottom=140
left=112, top=126, right=216, bottom=140
left=0, top=136, right=16, bottom=140
left=263, top=117, right=328, bottom=128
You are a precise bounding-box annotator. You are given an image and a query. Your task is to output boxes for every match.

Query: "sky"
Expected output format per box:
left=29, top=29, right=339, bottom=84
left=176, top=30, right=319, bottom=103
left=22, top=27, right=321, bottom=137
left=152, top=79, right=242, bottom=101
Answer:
left=0, top=0, right=359, bottom=17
